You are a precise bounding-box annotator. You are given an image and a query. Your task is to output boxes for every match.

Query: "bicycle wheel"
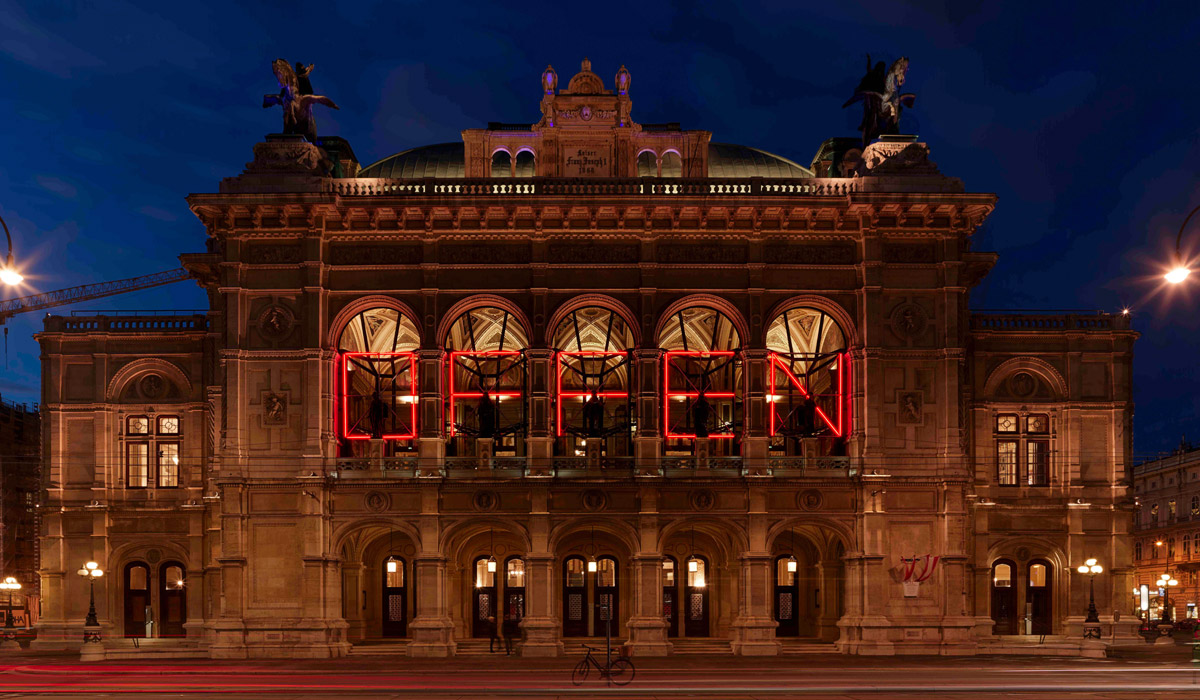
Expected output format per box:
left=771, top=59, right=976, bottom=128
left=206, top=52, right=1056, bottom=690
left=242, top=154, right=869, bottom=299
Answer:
left=571, top=657, right=591, bottom=686
left=607, top=658, right=635, bottom=686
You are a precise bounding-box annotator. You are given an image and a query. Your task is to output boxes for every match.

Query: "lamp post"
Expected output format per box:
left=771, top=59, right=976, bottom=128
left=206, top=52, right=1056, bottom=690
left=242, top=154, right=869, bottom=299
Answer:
left=0, top=576, right=20, bottom=649
left=77, top=561, right=104, bottom=645
left=0, top=214, right=23, bottom=286
left=1077, top=559, right=1103, bottom=639
left=1165, top=204, right=1200, bottom=285
left=1158, top=571, right=1180, bottom=623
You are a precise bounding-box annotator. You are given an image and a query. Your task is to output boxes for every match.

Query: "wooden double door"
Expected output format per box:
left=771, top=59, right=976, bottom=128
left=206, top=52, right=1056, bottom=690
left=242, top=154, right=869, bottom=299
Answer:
left=123, top=561, right=187, bottom=638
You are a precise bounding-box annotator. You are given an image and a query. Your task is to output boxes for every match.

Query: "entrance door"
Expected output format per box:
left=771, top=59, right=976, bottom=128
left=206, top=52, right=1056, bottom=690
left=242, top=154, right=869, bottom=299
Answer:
left=472, top=556, right=497, bottom=638
left=594, top=557, right=619, bottom=637
left=382, top=556, right=407, bottom=638
left=123, top=563, right=151, bottom=638
left=159, top=562, right=187, bottom=637
left=503, top=557, right=525, bottom=639
left=774, top=555, right=799, bottom=637
left=1027, top=560, right=1053, bottom=635
left=663, top=557, right=679, bottom=638
left=991, top=559, right=1018, bottom=635
left=685, top=556, right=710, bottom=637
left=563, top=557, right=588, bottom=637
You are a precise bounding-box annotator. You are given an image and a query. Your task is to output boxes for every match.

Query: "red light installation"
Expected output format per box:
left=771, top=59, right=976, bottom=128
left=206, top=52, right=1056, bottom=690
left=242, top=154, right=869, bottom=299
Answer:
left=446, top=350, right=524, bottom=437
left=663, top=350, right=738, bottom=439
left=767, top=351, right=848, bottom=438
left=556, top=351, right=629, bottom=437
left=339, top=351, right=418, bottom=440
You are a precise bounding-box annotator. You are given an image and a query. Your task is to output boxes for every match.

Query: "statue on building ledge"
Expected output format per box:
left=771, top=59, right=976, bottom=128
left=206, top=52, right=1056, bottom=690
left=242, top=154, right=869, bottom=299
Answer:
left=263, top=58, right=339, bottom=144
left=842, top=55, right=916, bottom=146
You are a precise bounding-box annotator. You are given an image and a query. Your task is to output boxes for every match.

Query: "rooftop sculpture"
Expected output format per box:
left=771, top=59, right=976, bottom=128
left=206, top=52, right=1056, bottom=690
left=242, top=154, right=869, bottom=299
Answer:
left=843, top=55, right=916, bottom=146
left=262, top=59, right=339, bottom=144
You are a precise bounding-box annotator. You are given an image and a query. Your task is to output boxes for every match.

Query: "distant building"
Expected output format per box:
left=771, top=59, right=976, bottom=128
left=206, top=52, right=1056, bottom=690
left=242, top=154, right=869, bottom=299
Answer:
left=1132, top=441, right=1200, bottom=621
left=34, top=60, right=1138, bottom=658
left=0, top=394, right=40, bottom=625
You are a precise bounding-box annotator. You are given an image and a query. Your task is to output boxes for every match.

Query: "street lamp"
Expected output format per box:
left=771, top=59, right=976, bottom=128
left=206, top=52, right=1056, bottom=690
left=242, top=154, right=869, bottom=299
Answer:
left=0, top=214, right=23, bottom=286
left=1165, top=204, right=1200, bottom=285
left=0, top=576, right=20, bottom=649
left=1158, top=571, right=1179, bottom=623
left=76, top=561, right=104, bottom=644
left=1077, top=559, right=1103, bottom=638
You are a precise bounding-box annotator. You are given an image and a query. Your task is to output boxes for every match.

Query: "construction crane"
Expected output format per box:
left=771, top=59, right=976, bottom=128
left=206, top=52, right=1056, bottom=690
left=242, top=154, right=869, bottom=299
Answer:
left=0, top=268, right=193, bottom=326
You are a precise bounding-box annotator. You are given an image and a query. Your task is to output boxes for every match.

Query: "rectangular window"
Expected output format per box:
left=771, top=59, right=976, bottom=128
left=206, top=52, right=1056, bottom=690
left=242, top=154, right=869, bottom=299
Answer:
left=127, top=416, right=150, bottom=435
left=996, top=414, right=1018, bottom=433
left=157, top=443, right=179, bottom=488
left=1026, top=414, right=1049, bottom=434
left=1026, top=440, right=1049, bottom=486
left=126, top=443, right=149, bottom=488
left=998, top=441, right=1018, bottom=485
left=157, top=415, right=180, bottom=435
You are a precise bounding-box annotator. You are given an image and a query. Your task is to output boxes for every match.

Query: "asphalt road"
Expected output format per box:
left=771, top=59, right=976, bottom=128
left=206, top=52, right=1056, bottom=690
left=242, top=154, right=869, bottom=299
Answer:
left=3, top=654, right=1200, bottom=698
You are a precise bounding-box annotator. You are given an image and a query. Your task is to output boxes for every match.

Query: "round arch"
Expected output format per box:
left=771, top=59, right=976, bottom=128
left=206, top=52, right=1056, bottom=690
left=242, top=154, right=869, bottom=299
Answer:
left=439, top=518, right=532, bottom=564
left=436, top=295, right=534, bottom=350
left=655, top=294, right=750, bottom=350
left=548, top=519, right=640, bottom=558
left=658, top=517, right=749, bottom=560
left=332, top=518, right=425, bottom=561
left=984, top=536, right=1068, bottom=573
left=106, top=358, right=193, bottom=402
left=762, top=295, right=859, bottom=348
left=982, top=357, right=1068, bottom=400
left=765, top=517, right=855, bottom=560
left=327, top=295, right=423, bottom=350
left=545, top=295, right=642, bottom=348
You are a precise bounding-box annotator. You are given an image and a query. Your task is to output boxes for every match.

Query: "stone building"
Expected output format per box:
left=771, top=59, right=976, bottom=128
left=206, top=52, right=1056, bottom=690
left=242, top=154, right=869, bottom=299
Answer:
left=0, top=394, right=40, bottom=624
left=1131, top=443, right=1200, bottom=621
left=35, top=60, right=1138, bottom=658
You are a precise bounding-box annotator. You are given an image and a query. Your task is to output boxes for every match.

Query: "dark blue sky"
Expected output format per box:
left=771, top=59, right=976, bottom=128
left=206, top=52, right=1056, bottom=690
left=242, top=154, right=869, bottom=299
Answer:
left=1, top=1, right=1197, bottom=457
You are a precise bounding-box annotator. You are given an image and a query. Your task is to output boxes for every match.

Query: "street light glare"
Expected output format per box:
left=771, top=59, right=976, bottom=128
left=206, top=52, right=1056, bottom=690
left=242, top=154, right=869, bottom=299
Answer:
left=0, top=267, right=22, bottom=286
left=1166, top=266, right=1191, bottom=284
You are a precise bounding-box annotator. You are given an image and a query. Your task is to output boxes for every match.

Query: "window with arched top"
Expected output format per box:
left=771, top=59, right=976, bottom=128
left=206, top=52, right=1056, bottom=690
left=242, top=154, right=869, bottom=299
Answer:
left=553, top=306, right=635, bottom=455
left=765, top=307, right=849, bottom=445
left=444, top=306, right=529, bottom=454
left=659, top=306, right=743, bottom=447
left=491, top=150, right=512, bottom=178
left=636, top=151, right=657, bottom=177
left=687, top=557, right=707, bottom=588
left=164, top=565, right=185, bottom=590
left=337, top=307, right=421, bottom=445
left=385, top=557, right=405, bottom=588
left=992, top=562, right=1012, bottom=587
left=514, top=150, right=535, bottom=177
left=1029, top=563, right=1047, bottom=587
left=660, top=152, right=682, bottom=178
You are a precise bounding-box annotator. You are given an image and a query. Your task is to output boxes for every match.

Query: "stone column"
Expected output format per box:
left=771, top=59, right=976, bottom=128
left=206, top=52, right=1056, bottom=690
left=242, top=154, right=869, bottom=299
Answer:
left=416, top=349, right=445, bottom=477
left=625, top=553, right=671, bottom=655
left=408, top=556, right=455, bottom=657
left=731, top=553, right=780, bottom=655
left=519, top=554, right=564, bottom=656
left=633, top=349, right=663, bottom=476
left=525, top=348, right=554, bottom=476
left=836, top=473, right=894, bottom=655
left=342, top=562, right=366, bottom=643
left=741, top=349, right=770, bottom=476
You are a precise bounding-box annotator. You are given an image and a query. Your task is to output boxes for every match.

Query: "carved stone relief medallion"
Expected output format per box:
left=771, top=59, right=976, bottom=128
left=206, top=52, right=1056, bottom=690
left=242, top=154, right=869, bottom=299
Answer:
left=1015, top=546, right=1031, bottom=562
left=889, top=302, right=928, bottom=339
left=364, top=491, right=390, bottom=513
left=1009, top=372, right=1036, bottom=398
left=146, top=548, right=162, bottom=565
left=582, top=489, right=608, bottom=512
left=473, top=490, right=499, bottom=512
left=140, top=374, right=165, bottom=399
left=798, top=489, right=823, bottom=511
left=690, top=489, right=716, bottom=512
left=258, top=304, right=295, bottom=340
left=897, top=391, right=924, bottom=425
left=263, top=391, right=288, bottom=425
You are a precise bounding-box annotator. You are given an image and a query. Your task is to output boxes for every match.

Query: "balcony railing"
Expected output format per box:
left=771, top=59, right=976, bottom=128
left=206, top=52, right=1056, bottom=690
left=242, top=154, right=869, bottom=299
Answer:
left=970, top=311, right=1130, bottom=332
left=327, top=454, right=853, bottom=478
left=333, top=176, right=860, bottom=198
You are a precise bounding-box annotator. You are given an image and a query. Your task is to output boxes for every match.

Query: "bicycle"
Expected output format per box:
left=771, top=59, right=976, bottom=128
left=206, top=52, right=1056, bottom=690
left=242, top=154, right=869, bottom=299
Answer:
left=571, top=644, right=634, bottom=686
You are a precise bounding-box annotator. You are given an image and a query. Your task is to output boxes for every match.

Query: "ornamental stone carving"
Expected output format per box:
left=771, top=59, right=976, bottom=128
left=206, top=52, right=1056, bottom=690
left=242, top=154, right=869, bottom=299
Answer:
left=1009, top=372, right=1037, bottom=398
left=263, top=391, right=288, bottom=425
left=245, top=135, right=326, bottom=174
left=582, top=489, right=608, bottom=512
left=690, top=489, right=716, bottom=512
left=473, top=490, right=499, bottom=512
left=258, top=304, right=295, bottom=340
left=140, top=374, right=165, bottom=399
left=798, top=489, right=824, bottom=511
left=246, top=245, right=303, bottom=265
left=890, top=302, right=929, bottom=339
left=897, top=391, right=923, bottom=425
left=364, top=491, right=389, bottom=513
left=860, top=140, right=941, bottom=176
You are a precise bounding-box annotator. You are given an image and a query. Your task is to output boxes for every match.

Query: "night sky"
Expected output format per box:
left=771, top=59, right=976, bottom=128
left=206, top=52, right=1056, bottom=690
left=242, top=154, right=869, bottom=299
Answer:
left=1, top=1, right=1197, bottom=457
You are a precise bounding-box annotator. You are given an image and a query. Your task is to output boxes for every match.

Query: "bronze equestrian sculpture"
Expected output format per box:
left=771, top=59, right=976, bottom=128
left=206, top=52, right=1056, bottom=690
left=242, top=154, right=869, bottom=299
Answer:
left=263, top=59, right=338, bottom=144
left=843, top=55, right=916, bottom=147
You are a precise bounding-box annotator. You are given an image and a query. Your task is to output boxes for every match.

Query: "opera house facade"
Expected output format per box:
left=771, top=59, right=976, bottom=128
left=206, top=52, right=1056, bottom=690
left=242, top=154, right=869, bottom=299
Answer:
left=35, top=60, right=1137, bottom=658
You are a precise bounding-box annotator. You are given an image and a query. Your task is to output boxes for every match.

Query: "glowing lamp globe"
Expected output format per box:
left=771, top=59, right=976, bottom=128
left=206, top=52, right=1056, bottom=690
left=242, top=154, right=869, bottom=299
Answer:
left=688, top=559, right=699, bottom=573
left=486, top=558, right=497, bottom=573
left=386, top=560, right=397, bottom=574
left=587, top=560, right=598, bottom=573
left=0, top=268, right=22, bottom=286
left=1166, top=266, right=1191, bottom=284
left=786, top=558, right=797, bottom=573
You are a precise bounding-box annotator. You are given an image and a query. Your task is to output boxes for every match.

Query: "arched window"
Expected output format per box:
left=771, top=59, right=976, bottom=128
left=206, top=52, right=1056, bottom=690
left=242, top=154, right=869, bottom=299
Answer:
left=553, top=306, right=635, bottom=455
left=659, top=306, right=743, bottom=447
left=660, top=151, right=682, bottom=177
left=514, top=150, right=535, bottom=177
left=444, top=306, right=529, bottom=456
left=636, top=151, right=657, bottom=177
left=491, top=150, right=512, bottom=178
left=765, top=306, right=849, bottom=445
left=337, top=307, right=421, bottom=446
left=160, top=562, right=187, bottom=637
left=686, top=556, right=707, bottom=588
left=123, top=562, right=151, bottom=638
left=993, top=562, right=1012, bottom=587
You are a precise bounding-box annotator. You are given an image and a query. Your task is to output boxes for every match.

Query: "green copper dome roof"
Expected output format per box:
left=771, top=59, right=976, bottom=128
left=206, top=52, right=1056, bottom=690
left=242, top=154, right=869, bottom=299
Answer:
left=357, top=142, right=812, bottom=179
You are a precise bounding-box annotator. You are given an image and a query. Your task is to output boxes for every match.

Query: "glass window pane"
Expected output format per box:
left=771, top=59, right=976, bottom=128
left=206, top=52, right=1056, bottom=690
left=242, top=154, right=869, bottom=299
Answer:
left=1026, top=441, right=1048, bottom=486
left=776, top=557, right=795, bottom=586
left=993, top=563, right=1012, bottom=587
left=475, top=558, right=494, bottom=588
left=165, top=566, right=184, bottom=590
left=996, top=415, right=1018, bottom=433
left=598, top=558, right=616, bottom=587
left=127, top=443, right=149, bottom=488
left=662, top=559, right=674, bottom=585
left=506, top=559, right=525, bottom=587
left=566, top=558, right=585, bottom=587
left=997, top=441, right=1017, bottom=485
left=127, top=416, right=149, bottom=435
left=1029, top=564, right=1046, bottom=587
left=1026, top=414, right=1048, bottom=433
left=687, top=558, right=706, bottom=587
left=129, top=565, right=148, bottom=590
left=158, top=416, right=180, bottom=435
left=158, top=443, right=179, bottom=488
left=386, top=559, right=404, bottom=588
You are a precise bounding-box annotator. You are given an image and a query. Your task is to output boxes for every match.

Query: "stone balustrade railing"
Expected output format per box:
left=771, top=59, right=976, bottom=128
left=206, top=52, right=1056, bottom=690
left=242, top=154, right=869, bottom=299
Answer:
left=970, top=312, right=1130, bottom=332
left=333, top=176, right=860, bottom=198
left=328, top=454, right=853, bottom=478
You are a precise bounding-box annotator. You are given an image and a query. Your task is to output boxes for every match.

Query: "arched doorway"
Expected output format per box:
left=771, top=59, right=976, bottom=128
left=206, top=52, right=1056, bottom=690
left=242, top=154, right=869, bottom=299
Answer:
left=503, top=556, right=526, bottom=639
left=562, top=556, right=588, bottom=637
left=685, top=555, right=709, bottom=637
left=123, top=562, right=150, bottom=638
left=1027, top=560, right=1053, bottom=635
left=472, top=556, right=498, bottom=638
left=663, top=557, right=679, bottom=638
left=594, top=556, right=619, bottom=638
left=774, top=555, right=799, bottom=637
left=159, top=562, right=186, bottom=637
left=382, top=556, right=407, bottom=638
left=991, top=559, right=1018, bottom=635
